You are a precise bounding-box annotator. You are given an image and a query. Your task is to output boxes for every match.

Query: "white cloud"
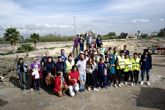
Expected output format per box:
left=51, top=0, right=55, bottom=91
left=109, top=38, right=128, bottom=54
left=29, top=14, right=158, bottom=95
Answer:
left=160, top=18, right=164, bottom=22
left=131, top=19, right=150, bottom=23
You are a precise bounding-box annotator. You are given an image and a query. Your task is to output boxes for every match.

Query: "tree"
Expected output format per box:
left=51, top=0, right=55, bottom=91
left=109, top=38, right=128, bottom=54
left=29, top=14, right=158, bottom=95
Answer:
left=137, top=30, right=140, bottom=38
left=30, top=33, right=40, bottom=48
left=157, top=28, right=165, bottom=37
left=3, top=27, right=21, bottom=53
left=119, top=32, right=128, bottom=39
left=140, top=33, right=148, bottom=38
left=108, top=32, right=116, bottom=36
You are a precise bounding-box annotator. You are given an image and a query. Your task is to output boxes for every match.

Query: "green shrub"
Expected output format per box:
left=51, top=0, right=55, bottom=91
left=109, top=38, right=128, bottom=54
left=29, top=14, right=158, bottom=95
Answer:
left=39, top=35, right=73, bottom=42
left=17, top=44, right=35, bottom=53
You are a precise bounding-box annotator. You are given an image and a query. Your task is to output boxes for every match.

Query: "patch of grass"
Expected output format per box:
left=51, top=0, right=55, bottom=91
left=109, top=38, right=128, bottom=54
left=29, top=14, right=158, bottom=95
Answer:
left=44, top=47, right=56, bottom=50
left=17, top=44, right=35, bottom=53
left=39, top=35, right=73, bottom=42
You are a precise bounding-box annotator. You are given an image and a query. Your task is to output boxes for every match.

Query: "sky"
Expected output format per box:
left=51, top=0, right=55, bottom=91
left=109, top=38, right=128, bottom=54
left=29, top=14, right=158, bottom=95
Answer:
left=0, top=0, right=165, bottom=37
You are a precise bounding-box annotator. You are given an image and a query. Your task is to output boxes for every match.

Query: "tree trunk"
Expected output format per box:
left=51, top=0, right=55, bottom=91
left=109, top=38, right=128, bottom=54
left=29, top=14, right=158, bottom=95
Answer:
left=34, top=42, right=37, bottom=49
left=11, top=42, right=16, bottom=53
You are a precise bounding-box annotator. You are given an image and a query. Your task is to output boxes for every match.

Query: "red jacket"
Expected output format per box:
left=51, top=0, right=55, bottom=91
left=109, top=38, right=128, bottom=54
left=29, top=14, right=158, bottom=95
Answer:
left=53, top=76, right=61, bottom=93
left=53, top=76, right=67, bottom=93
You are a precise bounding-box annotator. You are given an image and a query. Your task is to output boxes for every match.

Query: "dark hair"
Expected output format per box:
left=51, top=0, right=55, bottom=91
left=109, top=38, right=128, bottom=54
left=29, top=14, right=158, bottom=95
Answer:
left=72, top=65, right=78, bottom=71
left=56, top=71, right=62, bottom=76
left=17, top=58, right=24, bottom=65
left=120, top=50, right=124, bottom=53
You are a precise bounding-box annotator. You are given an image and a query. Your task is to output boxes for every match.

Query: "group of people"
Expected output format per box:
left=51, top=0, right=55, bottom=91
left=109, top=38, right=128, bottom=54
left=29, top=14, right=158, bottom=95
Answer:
left=16, top=34, right=152, bottom=97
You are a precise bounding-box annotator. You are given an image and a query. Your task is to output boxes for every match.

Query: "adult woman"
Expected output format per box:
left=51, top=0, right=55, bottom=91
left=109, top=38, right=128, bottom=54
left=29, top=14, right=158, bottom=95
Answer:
left=86, top=58, right=97, bottom=91
left=16, top=58, right=28, bottom=90
left=140, top=49, right=152, bottom=85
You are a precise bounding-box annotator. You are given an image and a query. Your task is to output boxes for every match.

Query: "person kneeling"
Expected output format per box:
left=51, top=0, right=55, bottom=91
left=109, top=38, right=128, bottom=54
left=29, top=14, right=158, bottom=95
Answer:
left=68, top=65, right=80, bottom=97
left=53, top=71, right=68, bottom=97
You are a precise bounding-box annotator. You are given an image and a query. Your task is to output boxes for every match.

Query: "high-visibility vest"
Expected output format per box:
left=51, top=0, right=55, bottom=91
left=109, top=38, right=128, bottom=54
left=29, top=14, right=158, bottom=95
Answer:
left=114, top=52, right=118, bottom=60
left=117, top=56, right=125, bottom=70
left=124, top=58, right=132, bottom=72
left=99, top=48, right=105, bottom=55
left=132, top=58, right=140, bottom=71
left=66, top=60, right=74, bottom=73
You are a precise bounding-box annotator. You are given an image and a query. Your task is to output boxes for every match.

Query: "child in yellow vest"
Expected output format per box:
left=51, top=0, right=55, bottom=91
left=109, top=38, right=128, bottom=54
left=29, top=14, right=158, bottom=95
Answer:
left=124, top=53, right=132, bottom=85
left=132, top=52, right=140, bottom=85
left=116, top=50, right=125, bottom=87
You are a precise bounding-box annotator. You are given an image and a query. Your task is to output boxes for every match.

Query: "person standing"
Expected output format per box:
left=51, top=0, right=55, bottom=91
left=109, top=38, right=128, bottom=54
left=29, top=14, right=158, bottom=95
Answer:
left=123, top=53, right=132, bottom=85
left=86, top=57, right=97, bottom=91
left=40, top=51, right=50, bottom=86
left=140, top=49, right=152, bottom=85
left=76, top=51, right=88, bottom=92
left=109, top=53, right=118, bottom=87
left=132, top=52, right=140, bottom=85
left=96, top=35, right=102, bottom=48
left=73, top=35, right=80, bottom=57
left=16, top=58, right=28, bottom=90
left=123, top=45, right=130, bottom=55
left=32, top=65, right=40, bottom=91
left=98, top=57, right=107, bottom=89
left=116, top=50, right=125, bottom=87
left=79, top=35, right=85, bottom=52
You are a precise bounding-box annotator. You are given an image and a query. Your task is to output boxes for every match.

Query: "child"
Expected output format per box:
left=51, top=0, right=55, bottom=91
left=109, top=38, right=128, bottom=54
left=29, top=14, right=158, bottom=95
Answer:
left=16, top=58, right=28, bottom=90
left=124, top=53, right=132, bottom=85
left=104, top=56, right=110, bottom=86
left=98, top=57, right=107, bottom=89
left=32, top=65, right=40, bottom=91
left=116, top=50, right=125, bottom=87
left=53, top=71, right=68, bottom=97
left=109, top=54, right=118, bottom=87
left=68, top=65, right=80, bottom=97
left=132, top=52, right=140, bottom=85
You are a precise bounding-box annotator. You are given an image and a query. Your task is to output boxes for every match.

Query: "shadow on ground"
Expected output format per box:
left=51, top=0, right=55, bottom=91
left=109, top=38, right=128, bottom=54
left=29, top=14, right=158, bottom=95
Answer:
left=9, top=76, right=20, bottom=88
left=133, top=87, right=165, bottom=110
left=152, top=64, right=165, bottom=67
left=0, top=99, right=8, bottom=107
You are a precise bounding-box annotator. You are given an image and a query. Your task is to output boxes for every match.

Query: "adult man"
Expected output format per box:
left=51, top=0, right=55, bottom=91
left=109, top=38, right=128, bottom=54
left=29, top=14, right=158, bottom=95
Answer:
left=76, top=51, right=88, bottom=92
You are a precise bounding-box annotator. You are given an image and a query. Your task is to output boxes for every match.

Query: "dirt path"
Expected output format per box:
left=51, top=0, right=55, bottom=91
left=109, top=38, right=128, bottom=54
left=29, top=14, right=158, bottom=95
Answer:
left=0, top=55, right=165, bottom=110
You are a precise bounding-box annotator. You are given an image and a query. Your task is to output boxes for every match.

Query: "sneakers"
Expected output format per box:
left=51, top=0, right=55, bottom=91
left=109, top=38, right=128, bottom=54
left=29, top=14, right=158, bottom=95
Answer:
left=93, top=88, right=99, bottom=91
left=118, top=84, right=121, bottom=88
left=87, top=87, right=91, bottom=91
left=140, top=81, right=144, bottom=85
left=131, top=83, right=134, bottom=86
left=147, top=81, right=151, bottom=86
left=125, top=82, right=128, bottom=85
left=114, top=84, right=118, bottom=88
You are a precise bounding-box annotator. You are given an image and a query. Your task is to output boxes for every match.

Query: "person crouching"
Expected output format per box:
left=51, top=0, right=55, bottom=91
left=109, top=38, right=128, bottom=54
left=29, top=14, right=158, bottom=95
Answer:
left=53, top=71, right=68, bottom=97
left=68, top=65, right=80, bottom=97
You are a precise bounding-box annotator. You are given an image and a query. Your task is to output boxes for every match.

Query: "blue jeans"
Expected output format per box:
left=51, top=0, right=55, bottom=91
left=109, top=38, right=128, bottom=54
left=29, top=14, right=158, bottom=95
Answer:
left=141, top=69, right=150, bottom=81
left=79, top=74, right=86, bottom=91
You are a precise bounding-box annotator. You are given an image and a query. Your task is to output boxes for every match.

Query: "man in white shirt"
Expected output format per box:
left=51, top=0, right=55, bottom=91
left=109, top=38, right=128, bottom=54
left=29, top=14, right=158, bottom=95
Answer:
left=76, top=51, right=88, bottom=92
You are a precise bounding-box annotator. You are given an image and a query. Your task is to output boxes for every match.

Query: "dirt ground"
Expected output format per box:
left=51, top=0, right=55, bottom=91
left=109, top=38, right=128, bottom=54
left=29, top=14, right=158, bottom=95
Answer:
left=0, top=39, right=165, bottom=110
left=0, top=57, right=165, bottom=110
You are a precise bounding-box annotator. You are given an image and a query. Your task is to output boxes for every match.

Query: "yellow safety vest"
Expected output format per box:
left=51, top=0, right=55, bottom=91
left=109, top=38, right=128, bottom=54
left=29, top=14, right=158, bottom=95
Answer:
left=124, top=58, right=132, bottom=72
left=117, top=56, right=125, bottom=70
left=66, top=60, right=74, bottom=73
left=132, top=58, right=140, bottom=71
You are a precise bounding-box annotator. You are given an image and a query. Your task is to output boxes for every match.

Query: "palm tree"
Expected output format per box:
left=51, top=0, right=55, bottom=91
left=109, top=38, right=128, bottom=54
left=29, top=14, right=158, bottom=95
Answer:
left=3, top=27, right=21, bottom=53
left=137, top=30, right=140, bottom=38
left=30, top=33, right=40, bottom=48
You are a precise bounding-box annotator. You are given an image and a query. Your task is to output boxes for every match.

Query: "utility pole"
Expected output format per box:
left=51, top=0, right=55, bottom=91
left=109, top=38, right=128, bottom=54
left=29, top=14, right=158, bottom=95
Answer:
left=74, top=16, right=76, bottom=35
